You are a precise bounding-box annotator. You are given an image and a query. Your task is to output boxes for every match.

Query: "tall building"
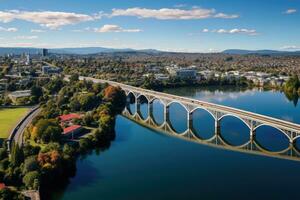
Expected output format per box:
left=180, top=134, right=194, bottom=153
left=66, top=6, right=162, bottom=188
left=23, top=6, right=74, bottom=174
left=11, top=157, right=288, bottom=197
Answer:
left=25, top=54, right=32, bottom=65
left=42, top=48, right=48, bottom=57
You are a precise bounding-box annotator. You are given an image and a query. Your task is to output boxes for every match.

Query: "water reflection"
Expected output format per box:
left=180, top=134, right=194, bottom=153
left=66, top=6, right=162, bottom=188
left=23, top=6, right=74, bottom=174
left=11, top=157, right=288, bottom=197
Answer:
left=123, top=109, right=300, bottom=162
left=191, top=109, right=215, bottom=140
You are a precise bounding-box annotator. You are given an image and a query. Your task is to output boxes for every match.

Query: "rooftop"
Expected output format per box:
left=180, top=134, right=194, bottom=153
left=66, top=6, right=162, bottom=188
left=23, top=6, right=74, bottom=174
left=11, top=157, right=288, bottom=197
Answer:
left=59, top=113, right=81, bottom=122
left=63, top=125, right=82, bottom=135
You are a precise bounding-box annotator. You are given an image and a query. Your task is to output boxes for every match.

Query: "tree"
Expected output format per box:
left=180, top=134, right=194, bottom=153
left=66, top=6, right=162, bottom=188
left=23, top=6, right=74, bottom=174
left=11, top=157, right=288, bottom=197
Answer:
left=0, top=148, right=8, bottom=161
left=103, top=85, right=126, bottom=114
left=77, top=93, right=100, bottom=111
left=284, top=75, right=300, bottom=93
left=31, top=85, right=43, bottom=103
left=69, top=74, right=79, bottom=83
left=10, top=143, right=24, bottom=167
left=23, top=156, right=39, bottom=174
left=46, top=77, right=64, bottom=94
left=0, top=188, right=25, bottom=200
left=32, top=119, right=62, bottom=143
left=22, top=171, right=40, bottom=189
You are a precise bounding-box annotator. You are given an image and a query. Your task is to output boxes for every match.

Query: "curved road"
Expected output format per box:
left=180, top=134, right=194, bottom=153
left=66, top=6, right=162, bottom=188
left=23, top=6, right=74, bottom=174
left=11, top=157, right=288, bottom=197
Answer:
left=8, top=106, right=41, bottom=149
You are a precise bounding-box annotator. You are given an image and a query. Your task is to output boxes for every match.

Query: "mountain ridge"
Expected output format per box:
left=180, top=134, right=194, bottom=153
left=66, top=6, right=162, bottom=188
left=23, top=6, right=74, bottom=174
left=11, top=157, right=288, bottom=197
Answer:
left=0, top=47, right=300, bottom=55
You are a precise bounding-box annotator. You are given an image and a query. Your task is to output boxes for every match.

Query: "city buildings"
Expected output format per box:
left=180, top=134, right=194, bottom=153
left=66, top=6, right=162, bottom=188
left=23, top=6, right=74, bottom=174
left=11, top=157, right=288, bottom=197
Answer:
left=42, top=65, right=61, bottom=75
left=8, top=90, right=31, bottom=103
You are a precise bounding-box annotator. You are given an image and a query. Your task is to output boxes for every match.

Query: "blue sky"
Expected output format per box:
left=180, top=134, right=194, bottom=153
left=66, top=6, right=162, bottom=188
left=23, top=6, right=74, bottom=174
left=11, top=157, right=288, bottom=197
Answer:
left=0, top=0, right=299, bottom=52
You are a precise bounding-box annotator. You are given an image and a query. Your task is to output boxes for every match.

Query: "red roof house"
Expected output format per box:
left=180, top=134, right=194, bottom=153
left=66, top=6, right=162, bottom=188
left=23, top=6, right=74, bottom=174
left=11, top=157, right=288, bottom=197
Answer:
left=59, top=113, right=81, bottom=122
left=63, top=125, right=82, bottom=137
left=0, top=183, right=6, bottom=190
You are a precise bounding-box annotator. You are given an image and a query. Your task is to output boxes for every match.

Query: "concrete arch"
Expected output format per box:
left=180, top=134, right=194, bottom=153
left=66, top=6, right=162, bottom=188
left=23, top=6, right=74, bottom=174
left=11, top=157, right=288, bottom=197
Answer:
left=218, top=133, right=251, bottom=149
left=166, top=101, right=189, bottom=113
left=292, top=135, right=300, bottom=142
left=165, top=120, right=187, bottom=135
left=189, top=128, right=216, bottom=142
left=218, top=114, right=251, bottom=129
left=253, top=124, right=291, bottom=142
left=126, top=91, right=137, bottom=99
left=190, top=107, right=217, bottom=120
left=253, top=140, right=291, bottom=155
left=136, top=95, right=149, bottom=120
left=136, top=94, right=149, bottom=103
left=148, top=97, right=166, bottom=107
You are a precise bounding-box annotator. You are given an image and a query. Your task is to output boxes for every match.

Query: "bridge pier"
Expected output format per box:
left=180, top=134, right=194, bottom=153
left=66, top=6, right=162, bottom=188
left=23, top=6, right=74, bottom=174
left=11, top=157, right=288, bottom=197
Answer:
left=148, top=102, right=153, bottom=119
left=215, top=120, right=220, bottom=135
left=187, top=112, right=193, bottom=130
left=164, top=105, right=170, bottom=123
left=136, top=98, right=141, bottom=115
left=250, top=129, right=256, bottom=141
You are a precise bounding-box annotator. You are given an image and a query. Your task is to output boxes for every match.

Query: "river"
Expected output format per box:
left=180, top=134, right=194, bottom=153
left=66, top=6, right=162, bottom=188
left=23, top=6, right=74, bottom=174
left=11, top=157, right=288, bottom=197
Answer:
left=52, top=86, right=300, bottom=200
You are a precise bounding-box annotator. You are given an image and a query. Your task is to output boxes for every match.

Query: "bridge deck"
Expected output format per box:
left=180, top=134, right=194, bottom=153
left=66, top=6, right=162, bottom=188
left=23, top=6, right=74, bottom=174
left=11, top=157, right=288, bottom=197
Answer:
left=79, top=76, right=300, bottom=135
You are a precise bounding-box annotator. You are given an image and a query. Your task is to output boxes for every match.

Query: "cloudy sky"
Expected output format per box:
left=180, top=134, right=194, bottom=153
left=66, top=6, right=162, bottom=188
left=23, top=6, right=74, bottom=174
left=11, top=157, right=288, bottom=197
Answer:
left=0, top=0, right=299, bottom=52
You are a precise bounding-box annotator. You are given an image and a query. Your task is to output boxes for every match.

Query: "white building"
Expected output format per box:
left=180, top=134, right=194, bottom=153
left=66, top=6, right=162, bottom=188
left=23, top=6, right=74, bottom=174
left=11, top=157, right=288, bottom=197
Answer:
left=8, top=90, right=31, bottom=103
left=155, top=74, right=169, bottom=81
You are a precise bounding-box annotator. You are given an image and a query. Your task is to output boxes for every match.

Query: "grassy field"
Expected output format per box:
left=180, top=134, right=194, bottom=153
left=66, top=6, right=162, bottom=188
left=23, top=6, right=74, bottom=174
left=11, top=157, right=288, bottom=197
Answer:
left=0, top=107, right=29, bottom=139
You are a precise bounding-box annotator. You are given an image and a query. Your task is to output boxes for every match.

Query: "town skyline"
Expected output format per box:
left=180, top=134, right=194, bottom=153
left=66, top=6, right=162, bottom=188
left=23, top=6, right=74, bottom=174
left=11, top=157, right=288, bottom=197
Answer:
left=0, top=0, right=299, bottom=52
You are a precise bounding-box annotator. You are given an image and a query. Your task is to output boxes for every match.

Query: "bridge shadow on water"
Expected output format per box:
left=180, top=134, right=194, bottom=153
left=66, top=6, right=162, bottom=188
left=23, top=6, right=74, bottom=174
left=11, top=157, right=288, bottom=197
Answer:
left=122, top=104, right=300, bottom=162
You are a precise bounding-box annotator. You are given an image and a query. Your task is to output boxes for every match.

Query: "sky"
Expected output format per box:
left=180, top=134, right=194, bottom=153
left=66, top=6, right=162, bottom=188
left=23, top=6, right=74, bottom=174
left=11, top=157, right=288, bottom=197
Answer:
left=0, top=0, right=299, bottom=52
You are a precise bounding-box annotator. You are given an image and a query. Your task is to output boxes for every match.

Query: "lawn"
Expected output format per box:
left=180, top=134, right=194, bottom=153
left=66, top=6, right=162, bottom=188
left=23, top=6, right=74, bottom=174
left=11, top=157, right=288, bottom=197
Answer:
left=0, top=107, right=29, bottom=139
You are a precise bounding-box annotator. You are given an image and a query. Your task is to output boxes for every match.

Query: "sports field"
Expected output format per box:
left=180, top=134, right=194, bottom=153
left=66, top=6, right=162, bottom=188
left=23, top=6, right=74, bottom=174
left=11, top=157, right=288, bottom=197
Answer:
left=0, top=107, right=29, bottom=139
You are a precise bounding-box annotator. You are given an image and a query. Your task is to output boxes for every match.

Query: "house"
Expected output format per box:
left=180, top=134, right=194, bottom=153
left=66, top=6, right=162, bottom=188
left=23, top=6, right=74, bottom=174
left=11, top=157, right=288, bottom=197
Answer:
left=63, top=125, right=83, bottom=139
left=59, top=113, right=81, bottom=124
left=0, top=183, right=6, bottom=190
left=176, top=69, right=197, bottom=79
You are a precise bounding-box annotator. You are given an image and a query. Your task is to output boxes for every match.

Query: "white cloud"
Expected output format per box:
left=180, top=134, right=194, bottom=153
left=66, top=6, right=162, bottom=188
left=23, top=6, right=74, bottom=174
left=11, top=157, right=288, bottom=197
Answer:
left=31, top=29, right=46, bottom=33
left=284, top=9, right=297, bottom=14
left=174, top=4, right=187, bottom=8
left=280, top=45, right=300, bottom=50
left=204, top=28, right=258, bottom=35
left=0, top=26, right=18, bottom=32
left=14, top=35, right=38, bottom=40
left=110, top=7, right=238, bottom=20
left=0, top=10, right=101, bottom=29
left=94, top=24, right=142, bottom=33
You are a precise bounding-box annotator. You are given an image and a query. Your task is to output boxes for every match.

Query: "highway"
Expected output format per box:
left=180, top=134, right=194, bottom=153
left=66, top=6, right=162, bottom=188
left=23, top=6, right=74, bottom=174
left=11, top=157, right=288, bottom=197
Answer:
left=8, top=106, right=41, bottom=148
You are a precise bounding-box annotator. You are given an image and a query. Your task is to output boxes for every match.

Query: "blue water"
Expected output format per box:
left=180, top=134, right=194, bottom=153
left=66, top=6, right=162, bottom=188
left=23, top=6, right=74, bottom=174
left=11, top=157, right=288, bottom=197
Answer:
left=54, top=87, right=300, bottom=200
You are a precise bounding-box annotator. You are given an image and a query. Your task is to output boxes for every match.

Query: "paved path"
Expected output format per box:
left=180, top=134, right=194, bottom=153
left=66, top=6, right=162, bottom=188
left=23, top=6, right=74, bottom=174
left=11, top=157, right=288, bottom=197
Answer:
left=8, top=106, right=41, bottom=148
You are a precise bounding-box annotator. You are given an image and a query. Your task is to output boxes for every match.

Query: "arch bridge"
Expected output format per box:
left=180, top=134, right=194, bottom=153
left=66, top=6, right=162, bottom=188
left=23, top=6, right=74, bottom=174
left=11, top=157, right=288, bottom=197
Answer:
left=80, top=76, right=300, bottom=150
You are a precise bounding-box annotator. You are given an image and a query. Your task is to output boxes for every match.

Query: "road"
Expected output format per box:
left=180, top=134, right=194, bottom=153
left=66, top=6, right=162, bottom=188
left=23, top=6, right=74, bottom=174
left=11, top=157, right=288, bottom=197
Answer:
left=8, top=106, right=41, bottom=149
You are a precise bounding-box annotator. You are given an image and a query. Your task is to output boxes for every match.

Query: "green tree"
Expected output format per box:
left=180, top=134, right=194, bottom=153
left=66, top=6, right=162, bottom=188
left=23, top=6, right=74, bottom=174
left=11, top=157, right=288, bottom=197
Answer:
left=10, top=143, right=24, bottom=167
left=31, top=85, right=43, bottom=103
left=23, top=156, right=39, bottom=174
left=22, top=170, right=40, bottom=189
left=33, top=119, right=62, bottom=143
left=69, top=74, right=79, bottom=83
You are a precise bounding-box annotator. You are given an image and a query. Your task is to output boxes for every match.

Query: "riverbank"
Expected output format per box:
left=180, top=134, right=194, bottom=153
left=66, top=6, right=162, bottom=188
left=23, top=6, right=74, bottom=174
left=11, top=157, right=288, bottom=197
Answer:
left=0, top=77, right=126, bottom=200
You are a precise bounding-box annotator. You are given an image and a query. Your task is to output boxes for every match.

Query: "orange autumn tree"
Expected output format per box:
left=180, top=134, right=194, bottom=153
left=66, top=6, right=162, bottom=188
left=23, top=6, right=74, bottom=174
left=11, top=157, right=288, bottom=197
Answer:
left=103, top=85, right=126, bottom=114
left=37, top=150, right=61, bottom=169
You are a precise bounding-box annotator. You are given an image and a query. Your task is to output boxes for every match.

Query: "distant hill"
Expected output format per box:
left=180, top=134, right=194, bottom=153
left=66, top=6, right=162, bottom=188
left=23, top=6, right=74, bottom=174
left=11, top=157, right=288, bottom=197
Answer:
left=222, top=49, right=300, bottom=55
left=1, top=47, right=300, bottom=56
left=0, top=47, right=43, bottom=55
left=0, top=47, right=162, bottom=55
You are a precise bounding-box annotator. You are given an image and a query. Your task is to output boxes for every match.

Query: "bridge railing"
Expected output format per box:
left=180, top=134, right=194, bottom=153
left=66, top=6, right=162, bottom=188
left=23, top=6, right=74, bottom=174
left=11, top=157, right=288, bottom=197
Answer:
left=79, top=76, right=300, bottom=133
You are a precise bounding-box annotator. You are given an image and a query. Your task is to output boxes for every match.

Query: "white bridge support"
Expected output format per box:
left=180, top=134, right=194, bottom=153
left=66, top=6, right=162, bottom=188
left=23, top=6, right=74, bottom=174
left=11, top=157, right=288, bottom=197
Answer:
left=80, top=76, right=300, bottom=145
